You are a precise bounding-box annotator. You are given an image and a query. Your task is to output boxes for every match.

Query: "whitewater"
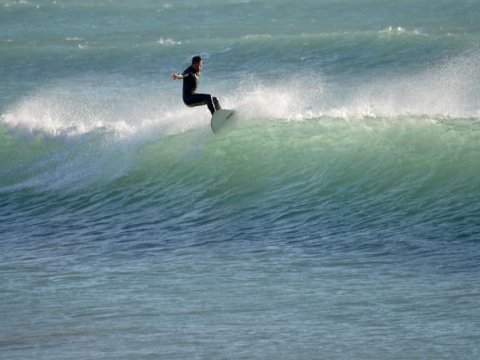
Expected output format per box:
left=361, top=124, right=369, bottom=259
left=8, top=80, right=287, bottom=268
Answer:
left=1, top=1, right=480, bottom=359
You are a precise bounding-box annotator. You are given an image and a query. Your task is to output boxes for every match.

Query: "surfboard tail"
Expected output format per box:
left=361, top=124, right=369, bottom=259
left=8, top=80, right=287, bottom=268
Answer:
left=211, top=109, right=236, bottom=133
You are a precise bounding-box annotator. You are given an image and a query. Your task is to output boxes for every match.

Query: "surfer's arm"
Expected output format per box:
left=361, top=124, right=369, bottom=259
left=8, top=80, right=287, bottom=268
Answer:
left=171, top=72, right=192, bottom=80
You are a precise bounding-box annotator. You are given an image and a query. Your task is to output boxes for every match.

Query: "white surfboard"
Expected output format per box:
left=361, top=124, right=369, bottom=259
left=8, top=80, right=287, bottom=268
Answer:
left=211, top=109, right=236, bottom=133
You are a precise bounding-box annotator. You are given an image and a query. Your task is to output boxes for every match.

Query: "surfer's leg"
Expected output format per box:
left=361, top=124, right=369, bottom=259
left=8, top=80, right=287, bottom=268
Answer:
left=183, top=94, right=206, bottom=107
left=184, top=94, right=216, bottom=115
left=200, top=94, right=219, bottom=115
left=205, top=96, right=216, bottom=115
left=213, top=97, right=221, bottom=112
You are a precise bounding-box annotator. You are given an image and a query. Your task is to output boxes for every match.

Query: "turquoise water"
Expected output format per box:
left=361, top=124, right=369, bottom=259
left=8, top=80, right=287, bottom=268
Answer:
left=1, top=1, right=480, bottom=359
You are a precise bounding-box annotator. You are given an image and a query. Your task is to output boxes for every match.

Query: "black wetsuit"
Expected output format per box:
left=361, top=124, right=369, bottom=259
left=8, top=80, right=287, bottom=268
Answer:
left=182, top=66, right=221, bottom=115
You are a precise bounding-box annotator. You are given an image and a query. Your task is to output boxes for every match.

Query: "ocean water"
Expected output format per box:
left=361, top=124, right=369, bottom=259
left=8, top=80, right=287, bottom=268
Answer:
left=1, top=0, right=480, bottom=358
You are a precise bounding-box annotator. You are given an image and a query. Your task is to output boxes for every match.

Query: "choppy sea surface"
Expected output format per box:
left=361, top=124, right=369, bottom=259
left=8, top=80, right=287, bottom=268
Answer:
left=1, top=1, right=480, bottom=359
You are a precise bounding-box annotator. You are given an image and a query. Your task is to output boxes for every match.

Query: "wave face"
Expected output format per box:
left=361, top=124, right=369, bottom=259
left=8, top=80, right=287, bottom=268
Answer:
left=1, top=1, right=480, bottom=359
left=2, top=106, right=480, bottom=242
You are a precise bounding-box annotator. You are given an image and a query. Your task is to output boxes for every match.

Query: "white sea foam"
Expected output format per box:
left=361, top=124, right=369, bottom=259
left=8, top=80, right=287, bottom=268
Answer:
left=157, top=38, right=182, bottom=45
left=225, top=52, right=480, bottom=122
left=2, top=52, right=478, bottom=145
left=1, top=77, right=209, bottom=140
left=341, top=52, right=480, bottom=120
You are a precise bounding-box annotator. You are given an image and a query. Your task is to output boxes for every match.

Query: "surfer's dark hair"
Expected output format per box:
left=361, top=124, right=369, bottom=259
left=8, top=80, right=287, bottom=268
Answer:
left=192, top=55, right=202, bottom=65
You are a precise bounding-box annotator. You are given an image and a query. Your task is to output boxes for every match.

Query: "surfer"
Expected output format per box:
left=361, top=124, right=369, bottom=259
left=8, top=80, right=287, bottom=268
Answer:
left=171, top=55, right=221, bottom=115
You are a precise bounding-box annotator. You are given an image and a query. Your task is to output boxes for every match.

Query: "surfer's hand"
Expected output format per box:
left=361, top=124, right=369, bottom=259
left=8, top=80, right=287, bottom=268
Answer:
left=171, top=73, right=181, bottom=80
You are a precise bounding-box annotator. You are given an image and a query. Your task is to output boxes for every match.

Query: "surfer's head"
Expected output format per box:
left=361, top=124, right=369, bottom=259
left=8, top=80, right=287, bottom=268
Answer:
left=192, top=55, right=202, bottom=72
